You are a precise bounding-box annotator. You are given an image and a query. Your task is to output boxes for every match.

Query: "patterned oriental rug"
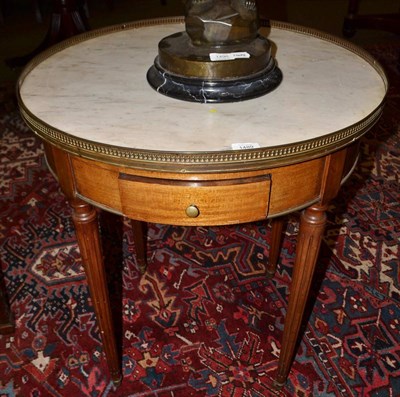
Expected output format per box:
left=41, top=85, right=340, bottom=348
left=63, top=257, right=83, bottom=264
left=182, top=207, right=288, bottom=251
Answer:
left=0, top=42, right=399, bottom=397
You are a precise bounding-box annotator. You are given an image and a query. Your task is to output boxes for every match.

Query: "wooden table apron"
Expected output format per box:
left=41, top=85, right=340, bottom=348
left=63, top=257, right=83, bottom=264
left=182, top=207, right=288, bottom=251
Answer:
left=17, top=17, right=387, bottom=387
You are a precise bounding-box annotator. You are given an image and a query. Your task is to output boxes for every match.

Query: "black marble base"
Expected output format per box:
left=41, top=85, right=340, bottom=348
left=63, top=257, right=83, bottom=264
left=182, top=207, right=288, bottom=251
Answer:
left=147, top=58, right=283, bottom=103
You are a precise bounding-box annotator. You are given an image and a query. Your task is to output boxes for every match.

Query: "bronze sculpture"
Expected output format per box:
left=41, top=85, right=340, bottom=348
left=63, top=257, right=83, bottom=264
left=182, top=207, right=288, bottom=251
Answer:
left=184, top=0, right=259, bottom=45
left=147, top=0, right=282, bottom=103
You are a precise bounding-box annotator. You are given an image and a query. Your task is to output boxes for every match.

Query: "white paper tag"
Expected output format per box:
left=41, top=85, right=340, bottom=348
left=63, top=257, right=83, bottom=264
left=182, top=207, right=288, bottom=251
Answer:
left=210, top=52, right=251, bottom=62
left=231, top=143, right=260, bottom=150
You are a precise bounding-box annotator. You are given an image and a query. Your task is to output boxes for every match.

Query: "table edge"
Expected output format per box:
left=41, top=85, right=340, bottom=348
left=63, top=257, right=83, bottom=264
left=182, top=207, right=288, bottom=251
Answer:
left=17, top=17, right=388, bottom=173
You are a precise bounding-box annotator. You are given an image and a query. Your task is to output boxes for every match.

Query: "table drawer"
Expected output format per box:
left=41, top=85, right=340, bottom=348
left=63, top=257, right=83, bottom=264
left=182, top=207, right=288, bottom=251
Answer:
left=118, top=173, right=271, bottom=226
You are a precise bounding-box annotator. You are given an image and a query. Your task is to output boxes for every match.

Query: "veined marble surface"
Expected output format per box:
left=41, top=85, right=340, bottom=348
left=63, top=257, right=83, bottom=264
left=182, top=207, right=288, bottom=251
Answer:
left=19, top=22, right=387, bottom=152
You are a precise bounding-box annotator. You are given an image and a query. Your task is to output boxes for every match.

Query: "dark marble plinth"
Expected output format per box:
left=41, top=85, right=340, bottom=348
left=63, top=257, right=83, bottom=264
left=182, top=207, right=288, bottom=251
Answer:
left=147, top=58, right=282, bottom=103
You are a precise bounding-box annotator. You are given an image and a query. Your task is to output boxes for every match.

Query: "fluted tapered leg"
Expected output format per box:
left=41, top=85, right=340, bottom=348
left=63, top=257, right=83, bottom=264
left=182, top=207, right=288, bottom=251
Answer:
left=71, top=199, right=121, bottom=385
left=266, top=217, right=285, bottom=278
left=274, top=204, right=327, bottom=388
left=130, top=220, right=147, bottom=274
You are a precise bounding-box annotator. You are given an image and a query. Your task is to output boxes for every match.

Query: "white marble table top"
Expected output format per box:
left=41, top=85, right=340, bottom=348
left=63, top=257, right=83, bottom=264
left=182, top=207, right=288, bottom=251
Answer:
left=18, top=19, right=387, bottom=161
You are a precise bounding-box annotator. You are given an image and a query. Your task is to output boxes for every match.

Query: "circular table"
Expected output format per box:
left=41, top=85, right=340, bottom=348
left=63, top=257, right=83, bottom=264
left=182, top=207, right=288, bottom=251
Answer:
left=17, top=17, right=387, bottom=388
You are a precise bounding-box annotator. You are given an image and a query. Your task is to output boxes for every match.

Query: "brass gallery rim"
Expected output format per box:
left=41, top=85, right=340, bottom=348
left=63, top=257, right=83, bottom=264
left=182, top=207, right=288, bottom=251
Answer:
left=17, top=17, right=388, bottom=173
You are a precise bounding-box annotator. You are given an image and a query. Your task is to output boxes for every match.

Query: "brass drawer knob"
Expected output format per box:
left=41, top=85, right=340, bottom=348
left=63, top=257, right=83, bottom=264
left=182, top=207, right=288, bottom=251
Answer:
left=186, top=205, right=200, bottom=218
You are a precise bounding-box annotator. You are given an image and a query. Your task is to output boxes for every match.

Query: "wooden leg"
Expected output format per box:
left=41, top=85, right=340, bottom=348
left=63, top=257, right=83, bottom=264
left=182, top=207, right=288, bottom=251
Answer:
left=71, top=199, right=121, bottom=385
left=130, top=220, right=148, bottom=274
left=6, top=0, right=89, bottom=68
left=274, top=204, right=327, bottom=388
left=266, top=217, right=285, bottom=278
left=343, top=0, right=359, bottom=37
left=0, top=274, right=14, bottom=335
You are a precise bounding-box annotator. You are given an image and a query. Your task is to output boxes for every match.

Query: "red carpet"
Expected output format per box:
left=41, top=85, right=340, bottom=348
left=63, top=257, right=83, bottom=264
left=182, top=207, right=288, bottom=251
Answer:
left=0, top=42, right=399, bottom=396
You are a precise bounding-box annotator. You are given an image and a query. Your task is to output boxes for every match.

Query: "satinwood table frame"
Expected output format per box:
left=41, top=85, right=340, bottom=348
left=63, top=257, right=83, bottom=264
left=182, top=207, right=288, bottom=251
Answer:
left=17, top=18, right=387, bottom=389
